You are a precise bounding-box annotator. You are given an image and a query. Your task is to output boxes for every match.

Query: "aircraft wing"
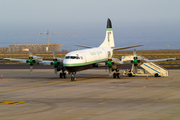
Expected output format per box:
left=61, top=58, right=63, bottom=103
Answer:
left=97, top=58, right=123, bottom=67
left=146, top=58, right=176, bottom=62
left=108, top=58, right=176, bottom=65
left=40, top=58, right=64, bottom=65
left=40, top=61, right=53, bottom=65
left=4, top=58, right=28, bottom=64
left=113, top=44, right=144, bottom=51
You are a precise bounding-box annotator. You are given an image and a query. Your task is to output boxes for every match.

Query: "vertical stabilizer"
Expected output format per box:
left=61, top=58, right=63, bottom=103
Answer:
left=99, top=18, right=115, bottom=48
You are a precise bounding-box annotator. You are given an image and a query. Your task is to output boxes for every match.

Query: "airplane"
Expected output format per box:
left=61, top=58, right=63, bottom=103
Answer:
left=4, top=18, right=144, bottom=81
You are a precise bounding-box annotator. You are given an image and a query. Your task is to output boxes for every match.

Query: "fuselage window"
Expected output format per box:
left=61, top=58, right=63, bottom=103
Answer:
left=77, top=57, right=80, bottom=59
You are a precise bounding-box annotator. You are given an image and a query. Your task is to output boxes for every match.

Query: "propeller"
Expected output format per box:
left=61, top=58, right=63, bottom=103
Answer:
left=52, top=52, right=58, bottom=75
left=27, top=50, right=35, bottom=74
left=107, top=51, right=114, bottom=75
left=131, top=49, right=140, bottom=73
left=108, top=59, right=112, bottom=75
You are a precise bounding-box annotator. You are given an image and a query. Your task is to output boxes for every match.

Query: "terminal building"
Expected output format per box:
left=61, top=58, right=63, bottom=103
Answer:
left=0, top=47, right=11, bottom=53
left=0, top=44, right=62, bottom=53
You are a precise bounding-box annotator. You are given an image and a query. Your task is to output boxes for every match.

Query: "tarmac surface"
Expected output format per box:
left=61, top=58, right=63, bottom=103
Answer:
left=0, top=64, right=180, bottom=69
left=0, top=69, right=180, bottom=120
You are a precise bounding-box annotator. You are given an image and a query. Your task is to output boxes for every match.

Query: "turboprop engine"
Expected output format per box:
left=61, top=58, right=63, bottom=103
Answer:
left=50, top=52, right=64, bottom=75
left=26, top=50, right=43, bottom=73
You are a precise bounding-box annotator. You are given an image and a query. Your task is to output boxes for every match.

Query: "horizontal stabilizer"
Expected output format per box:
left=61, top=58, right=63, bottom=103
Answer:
left=113, top=44, right=144, bottom=51
left=74, top=44, right=93, bottom=48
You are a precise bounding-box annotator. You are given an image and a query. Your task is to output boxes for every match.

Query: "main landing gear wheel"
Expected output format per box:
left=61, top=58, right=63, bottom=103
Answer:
left=128, top=73, right=133, bottom=77
left=113, top=73, right=116, bottom=78
left=59, top=72, right=66, bottom=78
left=113, top=73, right=120, bottom=78
left=63, top=73, right=66, bottom=78
left=117, top=73, right=120, bottom=78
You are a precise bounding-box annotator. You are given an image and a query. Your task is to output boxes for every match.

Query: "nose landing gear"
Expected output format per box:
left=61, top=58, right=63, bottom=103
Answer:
left=71, top=72, right=76, bottom=81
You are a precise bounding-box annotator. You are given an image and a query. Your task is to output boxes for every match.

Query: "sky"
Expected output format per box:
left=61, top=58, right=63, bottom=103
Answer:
left=0, top=0, right=180, bottom=50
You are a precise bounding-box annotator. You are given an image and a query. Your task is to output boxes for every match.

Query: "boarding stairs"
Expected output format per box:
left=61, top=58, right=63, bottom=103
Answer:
left=140, top=62, right=168, bottom=77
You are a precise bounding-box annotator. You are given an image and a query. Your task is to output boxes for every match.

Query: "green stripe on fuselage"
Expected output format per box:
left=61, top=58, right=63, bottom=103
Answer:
left=64, top=58, right=108, bottom=67
left=106, top=28, right=112, bottom=31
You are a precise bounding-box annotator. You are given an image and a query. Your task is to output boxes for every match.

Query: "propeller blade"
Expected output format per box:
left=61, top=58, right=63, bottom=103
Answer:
left=109, top=67, right=112, bottom=76
left=108, top=60, right=112, bottom=76
left=30, top=65, right=33, bottom=74
left=53, top=51, right=56, bottom=59
left=134, top=65, right=137, bottom=73
left=28, top=50, right=34, bottom=74
left=29, top=50, right=32, bottom=57
left=53, top=61, right=58, bottom=74
left=53, top=51, right=58, bottom=75
left=133, top=49, right=136, bottom=57
left=54, top=68, right=57, bottom=75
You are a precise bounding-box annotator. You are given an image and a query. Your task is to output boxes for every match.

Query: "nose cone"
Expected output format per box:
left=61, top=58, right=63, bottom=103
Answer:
left=63, top=51, right=83, bottom=67
left=63, top=59, right=71, bottom=67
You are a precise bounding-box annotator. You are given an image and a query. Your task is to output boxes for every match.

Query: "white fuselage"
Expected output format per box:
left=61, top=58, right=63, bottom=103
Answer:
left=63, top=47, right=112, bottom=72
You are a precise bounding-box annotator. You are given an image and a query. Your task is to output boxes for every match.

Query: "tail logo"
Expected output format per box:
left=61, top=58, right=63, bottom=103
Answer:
left=108, top=32, right=111, bottom=42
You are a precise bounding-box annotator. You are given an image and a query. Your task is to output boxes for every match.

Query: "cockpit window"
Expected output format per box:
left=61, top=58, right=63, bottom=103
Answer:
left=65, top=56, right=80, bottom=59
left=65, top=56, right=70, bottom=59
left=70, top=56, right=77, bottom=59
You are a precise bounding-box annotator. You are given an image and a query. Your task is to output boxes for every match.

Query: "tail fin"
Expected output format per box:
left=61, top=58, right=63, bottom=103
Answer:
left=99, top=18, right=115, bottom=48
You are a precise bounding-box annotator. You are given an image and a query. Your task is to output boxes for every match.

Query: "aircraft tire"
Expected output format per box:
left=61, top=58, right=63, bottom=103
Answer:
left=63, top=73, right=66, bottom=78
left=60, top=73, right=63, bottom=78
left=113, top=73, right=116, bottom=78
left=128, top=73, right=132, bottom=77
left=117, top=73, right=120, bottom=78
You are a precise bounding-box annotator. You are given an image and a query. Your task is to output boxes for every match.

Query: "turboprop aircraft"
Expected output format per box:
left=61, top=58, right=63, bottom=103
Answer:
left=4, top=18, right=144, bottom=81
left=41, top=18, right=144, bottom=80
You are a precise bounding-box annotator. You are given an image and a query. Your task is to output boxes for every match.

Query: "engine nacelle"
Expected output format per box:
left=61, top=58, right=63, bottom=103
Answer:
left=27, top=56, right=42, bottom=64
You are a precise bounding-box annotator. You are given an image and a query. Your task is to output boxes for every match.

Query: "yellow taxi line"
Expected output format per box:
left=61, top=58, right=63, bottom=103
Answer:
left=0, top=101, right=26, bottom=105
